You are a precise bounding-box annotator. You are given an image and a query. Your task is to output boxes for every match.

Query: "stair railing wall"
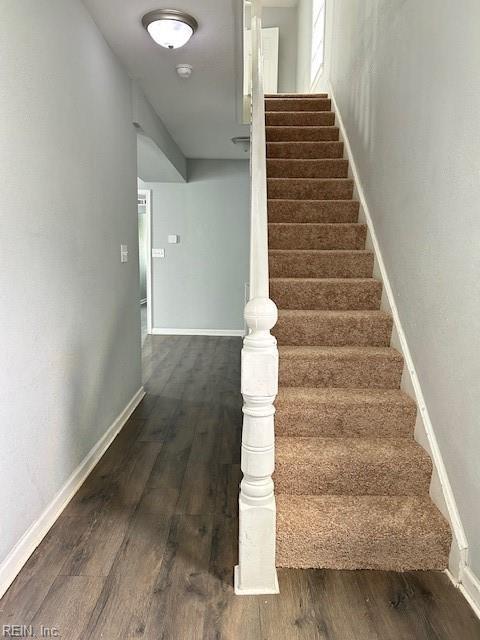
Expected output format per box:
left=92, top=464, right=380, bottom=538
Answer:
left=234, top=0, right=280, bottom=595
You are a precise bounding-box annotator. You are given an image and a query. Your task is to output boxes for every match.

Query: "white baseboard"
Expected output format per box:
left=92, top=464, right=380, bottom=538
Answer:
left=455, top=565, right=480, bottom=619
left=0, top=386, right=145, bottom=600
left=151, top=328, right=245, bottom=337
left=234, top=565, right=279, bottom=595
left=329, top=82, right=471, bottom=586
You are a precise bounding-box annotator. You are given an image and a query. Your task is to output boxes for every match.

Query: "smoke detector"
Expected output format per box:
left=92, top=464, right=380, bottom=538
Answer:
left=176, top=64, right=193, bottom=79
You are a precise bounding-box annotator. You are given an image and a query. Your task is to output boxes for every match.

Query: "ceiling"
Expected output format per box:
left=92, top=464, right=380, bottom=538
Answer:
left=83, top=0, right=249, bottom=159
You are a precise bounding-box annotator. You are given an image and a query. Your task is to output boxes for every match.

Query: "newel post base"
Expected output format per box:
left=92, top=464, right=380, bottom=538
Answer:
left=234, top=297, right=279, bottom=595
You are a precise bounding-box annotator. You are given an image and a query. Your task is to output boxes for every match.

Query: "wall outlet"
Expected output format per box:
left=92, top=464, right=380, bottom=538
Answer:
left=120, top=244, right=128, bottom=262
left=152, top=248, right=165, bottom=258
left=168, top=235, right=179, bottom=244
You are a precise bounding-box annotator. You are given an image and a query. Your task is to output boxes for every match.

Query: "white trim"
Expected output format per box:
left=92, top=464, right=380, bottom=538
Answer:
left=0, top=386, right=145, bottom=600
left=234, top=566, right=279, bottom=595
left=138, top=189, right=153, bottom=335
left=453, top=565, right=480, bottom=620
left=151, top=328, right=245, bottom=337
left=329, top=82, right=469, bottom=577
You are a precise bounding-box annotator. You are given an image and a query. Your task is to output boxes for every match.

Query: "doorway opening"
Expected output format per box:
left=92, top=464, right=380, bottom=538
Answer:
left=137, top=188, right=152, bottom=345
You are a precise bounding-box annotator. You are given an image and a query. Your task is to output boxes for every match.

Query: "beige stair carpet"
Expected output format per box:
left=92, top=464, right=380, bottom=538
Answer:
left=266, top=94, right=451, bottom=570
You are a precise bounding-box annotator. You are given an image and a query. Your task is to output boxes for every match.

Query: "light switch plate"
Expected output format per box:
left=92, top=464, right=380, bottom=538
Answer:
left=120, top=244, right=128, bottom=262
left=152, top=248, right=165, bottom=258
left=168, top=235, right=179, bottom=244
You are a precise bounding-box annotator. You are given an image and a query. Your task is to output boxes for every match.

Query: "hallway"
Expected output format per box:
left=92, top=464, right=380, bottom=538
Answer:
left=0, top=336, right=479, bottom=639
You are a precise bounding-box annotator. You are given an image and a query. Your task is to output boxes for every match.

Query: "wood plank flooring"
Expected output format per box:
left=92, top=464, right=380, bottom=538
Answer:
left=1, top=335, right=479, bottom=639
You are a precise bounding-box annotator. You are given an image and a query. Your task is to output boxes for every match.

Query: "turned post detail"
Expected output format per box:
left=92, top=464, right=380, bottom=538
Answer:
left=235, top=298, right=279, bottom=594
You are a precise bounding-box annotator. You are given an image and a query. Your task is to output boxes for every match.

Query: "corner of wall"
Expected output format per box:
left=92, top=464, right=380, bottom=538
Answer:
left=131, top=81, right=187, bottom=181
left=327, top=84, right=479, bottom=609
left=0, top=387, right=145, bottom=600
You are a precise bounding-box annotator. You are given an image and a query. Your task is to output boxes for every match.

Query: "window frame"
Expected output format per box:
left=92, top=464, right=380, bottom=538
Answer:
left=310, top=0, right=326, bottom=87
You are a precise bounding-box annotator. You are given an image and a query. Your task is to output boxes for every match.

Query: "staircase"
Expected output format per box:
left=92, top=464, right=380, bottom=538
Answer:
left=266, top=94, right=451, bottom=571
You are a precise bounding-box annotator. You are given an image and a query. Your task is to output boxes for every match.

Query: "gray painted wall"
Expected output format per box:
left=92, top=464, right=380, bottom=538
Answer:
left=137, top=133, right=185, bottom=184
left=132, top=82, right=187, bottom=182
left=263, top=7, right=298, bottom=93
left=0, top=0, right=141, bottom=568
left=144, top=160, right=249, bottom=332
left=329, top=0, right=480, bottom=576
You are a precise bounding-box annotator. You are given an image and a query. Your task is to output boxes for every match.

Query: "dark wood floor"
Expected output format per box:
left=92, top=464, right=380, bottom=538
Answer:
left=1, top=335, right=479, bottom=639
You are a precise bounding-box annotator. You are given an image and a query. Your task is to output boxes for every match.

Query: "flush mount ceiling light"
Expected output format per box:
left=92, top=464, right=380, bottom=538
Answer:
left=142, top=9, right=198, bottom=49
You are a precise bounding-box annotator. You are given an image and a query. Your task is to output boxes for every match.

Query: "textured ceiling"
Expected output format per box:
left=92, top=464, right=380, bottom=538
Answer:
left=83, top=0, right=249, bottom=159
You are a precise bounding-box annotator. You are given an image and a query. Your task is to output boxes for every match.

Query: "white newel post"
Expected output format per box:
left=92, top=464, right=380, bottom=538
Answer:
left=234, top=298, right=279, bottom=595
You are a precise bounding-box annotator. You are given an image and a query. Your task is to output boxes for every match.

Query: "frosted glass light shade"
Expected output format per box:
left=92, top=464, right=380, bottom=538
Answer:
left=147, top=20, right=193, bottom=49
left=142, top=10, right=198, bottom=49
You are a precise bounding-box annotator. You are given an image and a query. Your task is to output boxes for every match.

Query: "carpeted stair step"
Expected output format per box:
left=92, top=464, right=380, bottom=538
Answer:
left=269, top=250, right=374, bottom=278
left=266, top=111, right=335, bottom=126
left=265, top=93, right=328, bottom=98
left=268, top=200, right=358, bottom=223
left=267, top=141, right=344, bottom=159
left=275, top=436, right=431, bottom=496
left=275, top=388, right=417, bottom=437
left=267, top=158, right=348, bottom=178
left=268, top=178, right=354, bottom=200
left=267, top=90, right=452, bottom=572
left=267, top=126, right=339, bottom=142
left=274, top=310, right=392, bottom=346
left=278, top=346, right=404, bottom=388
left=265, top=98, right=331, bottom=112
left=270, top=278, right=382, bottom=310
left=268, top=223, right=366, bottom=250
left=276, top=494, right=451, bottom=570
